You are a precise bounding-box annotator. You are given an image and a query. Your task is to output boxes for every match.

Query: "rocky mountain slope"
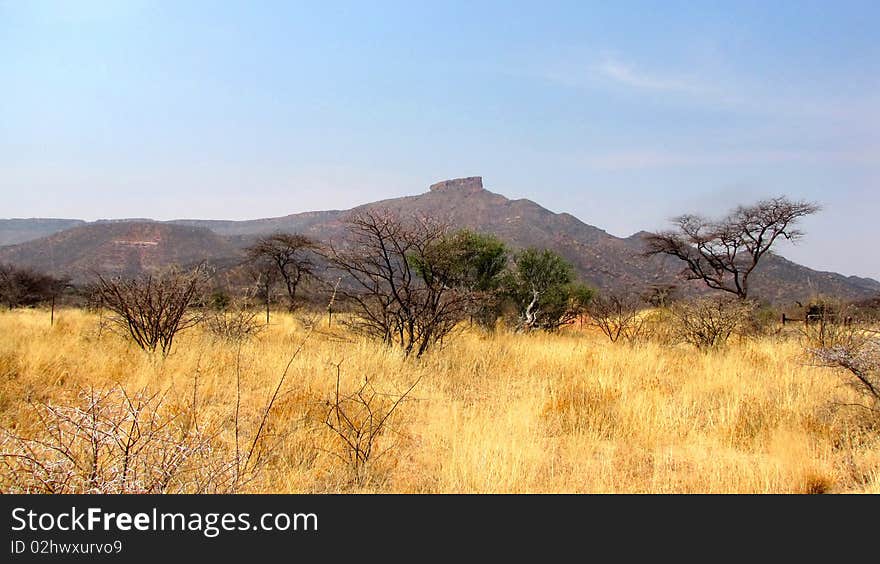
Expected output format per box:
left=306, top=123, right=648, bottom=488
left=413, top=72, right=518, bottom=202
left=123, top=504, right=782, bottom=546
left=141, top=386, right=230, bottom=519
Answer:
left=2, top=177, right=878, bottom=302
left=0, top=222, right=243, bottom=281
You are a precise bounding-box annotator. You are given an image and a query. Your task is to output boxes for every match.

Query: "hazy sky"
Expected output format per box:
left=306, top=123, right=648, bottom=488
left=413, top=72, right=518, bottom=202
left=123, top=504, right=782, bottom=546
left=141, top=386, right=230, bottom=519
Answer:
left=2, top=1, right=878, bottom=278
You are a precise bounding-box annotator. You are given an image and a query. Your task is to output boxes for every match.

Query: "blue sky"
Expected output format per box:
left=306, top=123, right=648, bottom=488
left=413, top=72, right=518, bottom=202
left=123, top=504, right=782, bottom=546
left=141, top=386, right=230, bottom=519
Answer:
left=1, top=1, right=878, bottom=278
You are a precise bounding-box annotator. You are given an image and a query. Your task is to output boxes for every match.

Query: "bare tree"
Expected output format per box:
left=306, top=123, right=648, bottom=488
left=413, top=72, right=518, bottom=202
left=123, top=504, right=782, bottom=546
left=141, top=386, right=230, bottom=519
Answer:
left=95, top=264, right=208, bottom=356
left=587, top=292, right=646, bottom=343
left=644, top=197, right=820, bottom=299
left=245, top=259, right=278, bottom=324
left=327, top=210, right=478, bottom=357
left=246, top=233, right=317, bottom=312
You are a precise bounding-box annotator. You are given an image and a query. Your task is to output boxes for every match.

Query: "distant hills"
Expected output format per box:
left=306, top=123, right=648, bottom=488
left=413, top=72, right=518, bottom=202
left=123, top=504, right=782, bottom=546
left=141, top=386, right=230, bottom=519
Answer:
left=0, top=218, right=86, bottom=246
left=0, top=222, right=244, bottom=280
left=2, top=177, right=878, bottom=303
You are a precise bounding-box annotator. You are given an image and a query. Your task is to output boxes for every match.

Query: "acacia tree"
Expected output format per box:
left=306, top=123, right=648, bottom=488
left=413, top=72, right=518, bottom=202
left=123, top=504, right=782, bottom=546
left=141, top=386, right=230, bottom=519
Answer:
left=502, top=248, right=593, bottom=332
left=644, top=197, right=820, bottom=299
left=327, top=210, right=481, bottom=357
left=246, top=233, right=317, bottom=312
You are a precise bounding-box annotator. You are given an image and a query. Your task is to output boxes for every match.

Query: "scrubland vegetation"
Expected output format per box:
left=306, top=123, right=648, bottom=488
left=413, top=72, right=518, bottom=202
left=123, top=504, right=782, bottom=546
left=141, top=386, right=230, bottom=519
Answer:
left=2, top=200, right=878, bottom=494
left=1, top=307, right=878, bottom=494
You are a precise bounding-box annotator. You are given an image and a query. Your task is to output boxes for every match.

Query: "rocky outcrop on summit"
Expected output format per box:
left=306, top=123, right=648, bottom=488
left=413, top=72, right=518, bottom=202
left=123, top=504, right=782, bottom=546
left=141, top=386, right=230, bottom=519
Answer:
left=428, top=176, right=486, bottom=194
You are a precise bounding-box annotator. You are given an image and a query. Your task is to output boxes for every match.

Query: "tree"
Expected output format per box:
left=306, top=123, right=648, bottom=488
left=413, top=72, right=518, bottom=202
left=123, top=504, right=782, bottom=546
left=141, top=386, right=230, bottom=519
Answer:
left=410, top=229, right=508, bottom=329
left=327, top=210, right=481, bottom=357
left=0, top=263, right=68, bottom=309
left=502, top=248, right=594, bottom=331
left=246, top=233, right=317, bottom=312
left=246, top=258, right=278, bottom=324
left=94, top=264, right=209, bottom=356
left=644, top=197, right=820, bottom=299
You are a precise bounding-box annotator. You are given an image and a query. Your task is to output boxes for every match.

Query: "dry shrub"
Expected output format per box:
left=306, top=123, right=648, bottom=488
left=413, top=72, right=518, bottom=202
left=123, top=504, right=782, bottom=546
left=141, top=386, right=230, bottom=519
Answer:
left=318, top=364, right=421, bottom=486
left=328, top=211, right=483, bottom=357
left=586, top=292, right=647, bottom=343
left=95, top=265, right=209, bottom=356
left=670, top=296, right=755, bottom=350
left=810, top=332, right=880, bottom=414
left=0, top=320, right=320, bottom=494
left=204, top=304, right=263, bottom=342
left=800, top=472, right=834, bottom=494
left=800, top=304, right=861, bottom=350
left=740, top=306, right=786, bottom=341
left=0, top=386, right=237, bottom=493
left=639, top=308, right=679, bottom=346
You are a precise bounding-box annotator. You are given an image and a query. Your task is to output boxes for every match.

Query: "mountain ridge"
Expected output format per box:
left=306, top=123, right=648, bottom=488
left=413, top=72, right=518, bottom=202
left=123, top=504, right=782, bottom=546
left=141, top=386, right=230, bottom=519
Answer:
left=1, top=177, right=878, bottom=302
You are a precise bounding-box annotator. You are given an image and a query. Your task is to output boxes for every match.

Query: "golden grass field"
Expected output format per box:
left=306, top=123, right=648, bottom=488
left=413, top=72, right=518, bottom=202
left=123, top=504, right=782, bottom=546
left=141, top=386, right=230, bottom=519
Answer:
left=1, top=307, right=878, bottom=494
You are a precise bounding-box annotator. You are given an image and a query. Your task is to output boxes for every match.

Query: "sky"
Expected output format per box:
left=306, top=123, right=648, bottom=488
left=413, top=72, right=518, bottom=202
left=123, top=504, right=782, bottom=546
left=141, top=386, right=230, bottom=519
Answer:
left=1, top=1, right=878, bottom=278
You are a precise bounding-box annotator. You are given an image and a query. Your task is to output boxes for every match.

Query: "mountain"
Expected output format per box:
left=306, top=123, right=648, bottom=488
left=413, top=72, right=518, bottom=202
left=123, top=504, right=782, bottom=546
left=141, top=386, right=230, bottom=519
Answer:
left=0, top=222, right=243, bottom=281
left=2, top=177, right=878, bottom=302
left=0, top=218, right=87, bottom=246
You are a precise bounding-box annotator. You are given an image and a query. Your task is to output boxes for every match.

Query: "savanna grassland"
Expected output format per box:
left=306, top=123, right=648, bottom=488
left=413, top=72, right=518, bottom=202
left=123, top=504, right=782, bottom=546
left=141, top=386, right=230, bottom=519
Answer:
left=1, top=307, right=878, bottom=494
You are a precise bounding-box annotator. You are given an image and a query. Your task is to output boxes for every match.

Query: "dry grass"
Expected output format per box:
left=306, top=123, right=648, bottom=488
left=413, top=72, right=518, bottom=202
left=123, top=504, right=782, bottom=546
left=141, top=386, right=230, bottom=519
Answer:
left=1, top=307, right=878, bottom=493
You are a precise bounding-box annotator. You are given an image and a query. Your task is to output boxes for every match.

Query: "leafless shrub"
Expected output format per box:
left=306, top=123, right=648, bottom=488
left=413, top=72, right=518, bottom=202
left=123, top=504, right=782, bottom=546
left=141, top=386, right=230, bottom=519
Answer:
left=810, top=333, right=880, bottom=414
left=670, top=296, right=756, bottom=350
left=320, top=362, right=421, bottom=485
left=799, top=301, right=860, bottom=349
left=204, top=295, right=264, bottom=342
left=0, top=300, right=324, bottom=494
left=638, top=308, right=679, bottom=346
left=732, top=305, right=786, bottom=342
left=95, top=264, right=209, bottom=356
left=587, top=292, right=647, bottom=343
left=0, top=386, right=235, bottom=494
left=642, top=283, right=678, bottom=309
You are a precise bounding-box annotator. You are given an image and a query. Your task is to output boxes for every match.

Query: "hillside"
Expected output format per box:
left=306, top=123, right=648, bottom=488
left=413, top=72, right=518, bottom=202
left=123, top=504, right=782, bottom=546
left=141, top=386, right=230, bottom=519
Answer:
left=0, top=218, right=86, bottom=246
left=2, top=177, right=878, bottom=302
left=0, top=222, right=243, bottom=282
